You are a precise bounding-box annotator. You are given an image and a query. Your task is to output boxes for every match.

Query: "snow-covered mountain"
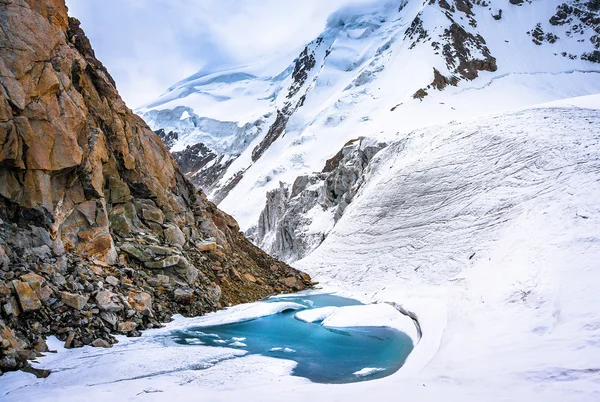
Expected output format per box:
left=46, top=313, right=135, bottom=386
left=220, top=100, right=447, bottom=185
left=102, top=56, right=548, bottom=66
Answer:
left=138, top=0, right=600, bottom=259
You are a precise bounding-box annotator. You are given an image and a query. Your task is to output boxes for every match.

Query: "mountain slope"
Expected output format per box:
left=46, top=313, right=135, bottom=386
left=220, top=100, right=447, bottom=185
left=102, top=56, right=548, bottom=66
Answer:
left=0, top=0, right=309, bottom=374
left=140, top=0, right=600, bottom=236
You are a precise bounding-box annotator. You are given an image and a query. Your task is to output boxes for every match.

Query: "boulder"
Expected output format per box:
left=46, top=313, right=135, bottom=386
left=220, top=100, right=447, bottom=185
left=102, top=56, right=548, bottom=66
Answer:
left=76, top=201, right=98, bottom=225
left=59, top=291, right=89, bottom=310
left=3, top=297, right=20, bottom=316
left=30, top=245, right=52, bottom=259
left=196, top=240, right=217, bottom=252
left=30, top=226, right=52, bottom=248
left=13, top=281, right=41, bottom=312
left=99, top=311, right=118, bottom=326
left=105, top=276, right=119, bottom=286
left=118, top=321, right=137, bottom=333
left=243, top=273, right=257, bottom=283
left=173, top=288, right=194, bottom=305
left=128, top=292, right=152, bottom=316
left=164, top=224, right=186, bottom=246
left=176, top=256, right=198, bottom=284
left=19, top=273, right=45, bottom=294
left=147, top=274, right=170, bottom=288
left=95, top=291, right=122, bottom=312
left=37, top=285, right=53, bottom=302
left=120, top=243, right=152, bottom=262
left=91, top=339, right=111, bottom=348
left=146, top=245, right=177, bottom=256
left=0, top=281, right=10, bottom=297
left=281, top=276, right=304, bottom=290
left=141, top=206, right=164, bottom=224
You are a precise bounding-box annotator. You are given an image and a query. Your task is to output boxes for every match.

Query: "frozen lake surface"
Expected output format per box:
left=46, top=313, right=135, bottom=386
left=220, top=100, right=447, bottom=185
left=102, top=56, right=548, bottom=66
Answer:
left=170, top=294, right=414, bottom=383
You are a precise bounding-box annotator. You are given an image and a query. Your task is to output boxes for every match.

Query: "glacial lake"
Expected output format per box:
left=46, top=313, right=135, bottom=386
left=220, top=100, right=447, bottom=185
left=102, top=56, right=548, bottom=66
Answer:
left=171, top=294, right=414, bottom=384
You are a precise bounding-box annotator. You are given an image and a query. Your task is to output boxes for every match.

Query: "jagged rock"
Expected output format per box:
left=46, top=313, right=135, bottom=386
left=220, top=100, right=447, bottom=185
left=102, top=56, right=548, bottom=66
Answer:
left=95, top=291, right=122, bottom=312
left=0, top=322, right=27, bottom=372
left=244, top=273, right=257, bottom=283
left=77, top=201, right=98, bottom=225
left=109, top=203, right=139, bottom=237
left=148, top=275, right=170, bottom=288
left=3, top=297, right=20, bottom=316
left=13, top=281, right=42, bottom=312
left=141, top=206, right=164, bottom=224
left=19, top=273, right=45, bottom=295
left=128, top=292, right=152, bottom=316
left=144, top=255, right=180, bottom=269
left=30, top=227, right=52, bottom=248
left=37, top=285, right=53, bottom=302
left=0, top=281, right=11, bottom=297
left=100, top=311, right=118, bottom=326
left=120, top=243, right=152, bottom=262
left=154, top=129, right=179, bottom=150
left=59, top=292, right=89, bottom=310
left=52, top=274, right=66, bottom=287
left=164, top=224, right=186, bottom=246
left=176, top=257, right=198, bottom=285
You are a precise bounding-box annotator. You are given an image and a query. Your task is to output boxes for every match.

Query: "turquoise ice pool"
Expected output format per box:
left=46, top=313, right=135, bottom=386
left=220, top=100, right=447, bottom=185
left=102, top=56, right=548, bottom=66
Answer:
left=171, top=294, right=414, bottom=384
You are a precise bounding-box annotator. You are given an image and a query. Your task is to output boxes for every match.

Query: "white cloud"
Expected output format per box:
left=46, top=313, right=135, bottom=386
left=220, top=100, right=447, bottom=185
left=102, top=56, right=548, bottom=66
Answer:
left=66, top=0, right=371, bottom=108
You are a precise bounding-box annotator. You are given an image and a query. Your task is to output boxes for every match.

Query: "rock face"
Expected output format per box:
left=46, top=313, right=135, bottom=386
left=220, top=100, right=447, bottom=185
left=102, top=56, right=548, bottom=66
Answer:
left=0, top=0, right=311, bottom=374
left=256, top=138, right=387, bottom=262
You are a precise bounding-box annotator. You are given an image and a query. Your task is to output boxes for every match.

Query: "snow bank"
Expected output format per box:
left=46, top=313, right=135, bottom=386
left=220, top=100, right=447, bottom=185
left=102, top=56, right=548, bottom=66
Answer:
left=322, top=304, right=419, bottom=344
left=154, top=301, right=306, bottom=332
left=353, top=367, right=386, bottom=377
left=294, top=306, right=338, bottom=323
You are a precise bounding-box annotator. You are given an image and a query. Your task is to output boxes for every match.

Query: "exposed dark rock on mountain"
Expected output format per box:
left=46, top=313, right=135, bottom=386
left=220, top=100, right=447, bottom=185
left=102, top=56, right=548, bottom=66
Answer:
left=256, top=138, right=387, bottom=263
left=0, top=0, right=310, bottom=375
left=172, top=143, right=217, bottom=176
left=547, top=0, right=600, bottom=62
left=155, top=129, right=179, bottom=150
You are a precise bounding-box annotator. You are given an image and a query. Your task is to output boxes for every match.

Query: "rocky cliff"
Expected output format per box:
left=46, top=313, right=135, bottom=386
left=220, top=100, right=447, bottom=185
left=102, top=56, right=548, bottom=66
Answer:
left=256, top=138, right=387, bottom=263
left=0, top=0, right=310, bottom=375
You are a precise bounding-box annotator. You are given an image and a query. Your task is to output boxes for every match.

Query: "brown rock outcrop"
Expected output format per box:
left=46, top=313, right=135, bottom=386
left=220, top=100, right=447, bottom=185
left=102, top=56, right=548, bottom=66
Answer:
left=0, top=0, right=311, bottom=374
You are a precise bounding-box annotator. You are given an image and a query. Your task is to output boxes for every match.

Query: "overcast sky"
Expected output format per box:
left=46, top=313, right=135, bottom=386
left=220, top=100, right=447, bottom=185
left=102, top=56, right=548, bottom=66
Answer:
left=66, top=0, right=367, bottom=109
